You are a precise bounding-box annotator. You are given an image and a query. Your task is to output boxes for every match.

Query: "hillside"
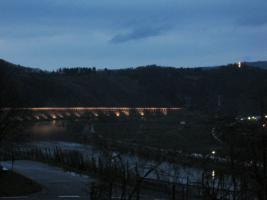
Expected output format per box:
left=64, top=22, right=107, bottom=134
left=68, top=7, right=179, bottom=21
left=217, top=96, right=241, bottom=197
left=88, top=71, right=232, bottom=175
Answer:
left=1, top=59, right=267, bottom=115
left=245, top=61, right=267, bottom=70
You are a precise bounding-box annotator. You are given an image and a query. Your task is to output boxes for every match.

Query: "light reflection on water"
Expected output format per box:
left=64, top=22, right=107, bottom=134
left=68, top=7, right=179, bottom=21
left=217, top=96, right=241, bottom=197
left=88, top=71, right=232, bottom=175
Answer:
left=29, top=121, right=66, bottom=135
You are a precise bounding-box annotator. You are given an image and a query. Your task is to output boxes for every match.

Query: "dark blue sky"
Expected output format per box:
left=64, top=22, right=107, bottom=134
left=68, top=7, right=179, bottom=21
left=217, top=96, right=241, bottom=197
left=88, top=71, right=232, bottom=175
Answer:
left=0, top=0, right=267, bottom=70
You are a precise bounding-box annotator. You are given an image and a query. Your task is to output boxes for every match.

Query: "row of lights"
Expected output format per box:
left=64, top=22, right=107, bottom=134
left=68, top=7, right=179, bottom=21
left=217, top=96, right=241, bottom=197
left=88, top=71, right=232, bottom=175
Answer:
left=114, top=111, right=145, bottom=117
left=9, top=107, right=181, bottom=112
left=240, top=115, right=267, bottom=121
left=32, top=110, right=149, bottom=120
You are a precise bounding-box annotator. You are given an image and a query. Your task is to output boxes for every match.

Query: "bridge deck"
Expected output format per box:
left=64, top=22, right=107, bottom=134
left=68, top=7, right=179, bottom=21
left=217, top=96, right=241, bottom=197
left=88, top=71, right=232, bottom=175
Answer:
left=2, top=107, right=182, bottom=111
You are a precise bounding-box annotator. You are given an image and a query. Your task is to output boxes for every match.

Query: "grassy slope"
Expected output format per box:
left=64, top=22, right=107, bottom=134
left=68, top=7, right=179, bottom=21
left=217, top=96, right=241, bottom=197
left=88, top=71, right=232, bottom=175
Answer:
left=0, top=170, right=42, bottom=197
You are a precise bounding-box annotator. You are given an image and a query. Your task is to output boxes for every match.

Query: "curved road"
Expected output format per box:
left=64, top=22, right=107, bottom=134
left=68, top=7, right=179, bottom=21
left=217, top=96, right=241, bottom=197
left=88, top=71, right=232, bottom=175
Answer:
left=1, top=160, right=94, bottom=200
left=1, top=160, right=167, bottom=200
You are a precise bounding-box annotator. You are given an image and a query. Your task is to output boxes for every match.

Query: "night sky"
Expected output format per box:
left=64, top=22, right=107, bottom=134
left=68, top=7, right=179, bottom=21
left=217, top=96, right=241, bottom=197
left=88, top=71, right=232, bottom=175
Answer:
left=0, top=0, right=267, bottom=70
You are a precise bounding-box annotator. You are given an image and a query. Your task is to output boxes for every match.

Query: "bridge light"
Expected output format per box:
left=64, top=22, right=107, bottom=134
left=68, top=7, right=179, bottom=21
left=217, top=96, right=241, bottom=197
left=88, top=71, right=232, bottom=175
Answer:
left=51, top=114, right=57, bottom=119
left=122, top=110, right=129, bottom=116
left=115, top=112, right=120, bottom=117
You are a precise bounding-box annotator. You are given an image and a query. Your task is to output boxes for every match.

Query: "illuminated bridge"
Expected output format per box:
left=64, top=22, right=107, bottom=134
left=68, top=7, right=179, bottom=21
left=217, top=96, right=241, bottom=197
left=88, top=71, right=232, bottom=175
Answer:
left=2, top=107, right=182, bottom=122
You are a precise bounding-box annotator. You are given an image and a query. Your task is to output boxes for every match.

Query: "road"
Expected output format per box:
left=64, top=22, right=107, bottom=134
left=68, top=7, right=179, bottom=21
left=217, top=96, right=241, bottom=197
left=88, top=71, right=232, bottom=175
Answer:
left=1, top=160, right=169, bottom=200
left=1, top=160, right=93, bottom=200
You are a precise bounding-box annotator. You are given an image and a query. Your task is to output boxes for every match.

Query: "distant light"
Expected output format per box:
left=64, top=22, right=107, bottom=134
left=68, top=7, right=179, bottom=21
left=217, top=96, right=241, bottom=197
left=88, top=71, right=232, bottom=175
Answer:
left=211, top=170, right=216, bottom=178
left=238, top=61, right=242, bottom=68
left=211, top=150, right=216, bottom=155
left=263, top=124, right=266, bottom=128
left=140, top=111, right=144, bottom=116
left=240, top=118, right=244, bottom=121
left=248, top=116, right=251, bottom=120
left=265, top=115, right=267, bottom=119
left=115, top=112, right=120, bottom=117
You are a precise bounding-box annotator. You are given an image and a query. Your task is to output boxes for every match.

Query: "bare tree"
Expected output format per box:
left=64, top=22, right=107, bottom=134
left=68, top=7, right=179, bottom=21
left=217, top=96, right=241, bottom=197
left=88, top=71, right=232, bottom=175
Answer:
left=217, top=116, right=267, bottom=200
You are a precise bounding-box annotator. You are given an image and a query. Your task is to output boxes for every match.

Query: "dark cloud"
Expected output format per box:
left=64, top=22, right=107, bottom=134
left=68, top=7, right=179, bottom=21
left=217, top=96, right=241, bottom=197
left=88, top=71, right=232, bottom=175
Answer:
left=110, top=24, right=171, bottom=43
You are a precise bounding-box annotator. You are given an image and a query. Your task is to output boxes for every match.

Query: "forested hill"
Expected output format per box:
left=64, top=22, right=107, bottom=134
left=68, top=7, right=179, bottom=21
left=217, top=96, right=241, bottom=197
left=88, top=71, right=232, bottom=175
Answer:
left=1, top=59, right=267, bottom=115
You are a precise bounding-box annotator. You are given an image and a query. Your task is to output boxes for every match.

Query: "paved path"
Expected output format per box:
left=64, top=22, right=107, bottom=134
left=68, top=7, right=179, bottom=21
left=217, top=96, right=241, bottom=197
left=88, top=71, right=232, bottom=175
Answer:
left=1, top=160, right=94, bottom=200
left=1, top=160, right=168, bottom=200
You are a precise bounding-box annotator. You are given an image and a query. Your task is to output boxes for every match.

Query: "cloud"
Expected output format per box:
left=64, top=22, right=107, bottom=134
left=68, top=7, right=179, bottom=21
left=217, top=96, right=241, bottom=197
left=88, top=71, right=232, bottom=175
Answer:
left=110, top=24, right=171, bottom=43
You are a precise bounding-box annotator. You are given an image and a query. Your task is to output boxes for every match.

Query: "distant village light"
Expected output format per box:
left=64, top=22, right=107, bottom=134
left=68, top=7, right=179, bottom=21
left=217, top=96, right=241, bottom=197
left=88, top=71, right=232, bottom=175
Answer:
left=238, top=61, right=242, bottom=68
